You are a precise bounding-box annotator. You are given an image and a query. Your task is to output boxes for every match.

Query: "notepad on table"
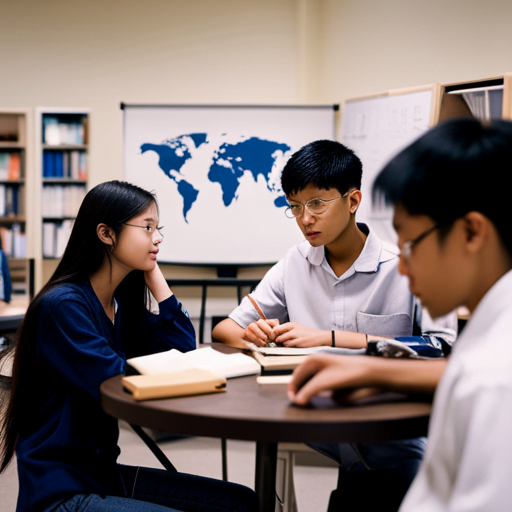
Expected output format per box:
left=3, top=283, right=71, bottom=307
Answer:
left=122, top=368, right=226, bottom=401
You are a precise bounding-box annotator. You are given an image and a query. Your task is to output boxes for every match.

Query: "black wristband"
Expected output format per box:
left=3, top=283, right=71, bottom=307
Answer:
left=331, top=330, right=335, bottom=348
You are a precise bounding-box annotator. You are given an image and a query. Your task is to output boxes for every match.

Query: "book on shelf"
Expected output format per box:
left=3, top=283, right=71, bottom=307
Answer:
left=0, top=224, right=26, bottom=258
left=126, top=345, right=261, bottom=380
left=43, top=220, right=73, bottom=258
left=43, top=116, right=86, bottom=145
left=42, top=185, right=86, bottom=218
left=43, top=150, right=87, bottom=179
left=0, top=185, right=24, bottom=217
left=0, top=152, right=21, bottom=181
left=447, top=84, right=504, bottom=121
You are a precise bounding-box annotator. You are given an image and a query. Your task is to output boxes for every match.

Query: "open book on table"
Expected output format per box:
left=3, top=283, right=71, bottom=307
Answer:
left=126, top=345, right=261, bottom=380
left=243, top=342, right=366, bottom=375
left=122, top=368, right=227, bottom=401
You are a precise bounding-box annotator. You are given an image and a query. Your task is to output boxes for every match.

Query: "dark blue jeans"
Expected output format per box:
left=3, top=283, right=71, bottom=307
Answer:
left=308, top=438, right=426, bottom=512
left=54, top=464, right=258, bottom=512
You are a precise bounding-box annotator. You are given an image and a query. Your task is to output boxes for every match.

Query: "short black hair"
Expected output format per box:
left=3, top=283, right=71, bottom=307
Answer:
left=373, top=117, right=512, bottom=257
left=281, top=140, right=363, bottom=196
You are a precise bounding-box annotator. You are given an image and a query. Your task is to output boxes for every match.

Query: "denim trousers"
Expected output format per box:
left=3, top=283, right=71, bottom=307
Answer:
left=308, top=437, right=426, bottom=473
left=54, top=464, right=259, bottom=512
left=309, top=437, right=427, bottom=512
left=309, top=438, right=426, bottom=512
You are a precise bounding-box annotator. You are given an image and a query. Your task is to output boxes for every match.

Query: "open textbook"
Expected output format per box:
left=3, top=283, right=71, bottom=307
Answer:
left=244, top=342, right=366, bottom=357
left=243, top=342, right=366, bottom=375
left=126, top=346, right=261, bottom=379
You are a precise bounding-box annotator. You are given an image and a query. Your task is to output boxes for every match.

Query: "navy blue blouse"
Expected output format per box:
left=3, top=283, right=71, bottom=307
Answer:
left=15, top=280, right=196, bottom=512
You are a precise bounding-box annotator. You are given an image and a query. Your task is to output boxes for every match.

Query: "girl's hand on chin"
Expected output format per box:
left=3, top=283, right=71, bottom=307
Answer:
left=144, top=265, right=173, bottom=302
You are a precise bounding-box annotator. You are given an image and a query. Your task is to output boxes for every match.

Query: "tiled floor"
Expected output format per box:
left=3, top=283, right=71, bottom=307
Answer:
left=0, top=421, right=338, bottom=511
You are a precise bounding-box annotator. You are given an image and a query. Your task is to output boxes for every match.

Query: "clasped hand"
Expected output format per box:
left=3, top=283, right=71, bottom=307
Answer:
left=242, top=319, right=328, bottom=347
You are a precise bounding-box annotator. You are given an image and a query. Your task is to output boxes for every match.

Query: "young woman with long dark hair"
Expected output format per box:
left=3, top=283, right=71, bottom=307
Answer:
left=0, top=180, right=257, bottom=512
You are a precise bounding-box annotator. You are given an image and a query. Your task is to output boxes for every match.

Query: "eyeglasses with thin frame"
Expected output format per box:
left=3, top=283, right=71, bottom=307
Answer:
left=285, top=192, right=349, bottom=219
left=123, top=223, right=164, bottom=238
left=400, top=223, right=441, bottom=263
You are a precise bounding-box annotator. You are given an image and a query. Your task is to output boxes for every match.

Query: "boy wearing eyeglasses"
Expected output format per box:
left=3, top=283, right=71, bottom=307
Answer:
left=213, top=139, right=457, bottom=510
left=289, top=118, right=512, bottom=511
left=213, top=139, right=455, bottom=350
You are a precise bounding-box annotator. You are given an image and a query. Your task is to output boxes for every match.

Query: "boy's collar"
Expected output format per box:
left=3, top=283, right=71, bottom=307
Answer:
left=301, top=223, right=396, bottom=272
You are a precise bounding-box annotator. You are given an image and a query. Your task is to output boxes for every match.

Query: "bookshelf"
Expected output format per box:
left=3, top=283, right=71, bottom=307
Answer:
left=438, top=74, right=512, bottom=123
left=0, top=109, right=34, bottom=296
left=35, top=108, right=90, bottom=290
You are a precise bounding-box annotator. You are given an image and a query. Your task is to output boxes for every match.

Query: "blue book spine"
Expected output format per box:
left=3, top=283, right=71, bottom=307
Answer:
left=55, top=151, right=64, bottom=178
left=43, top=151, right=48, bottom=177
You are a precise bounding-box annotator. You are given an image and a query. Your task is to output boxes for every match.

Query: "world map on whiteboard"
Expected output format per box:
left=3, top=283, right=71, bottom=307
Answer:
left=140, top=133, right=290, bottom=222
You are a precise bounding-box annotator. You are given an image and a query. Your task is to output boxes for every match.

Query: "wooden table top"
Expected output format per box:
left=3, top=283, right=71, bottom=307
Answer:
left=101, top=373, right=431, bottom=444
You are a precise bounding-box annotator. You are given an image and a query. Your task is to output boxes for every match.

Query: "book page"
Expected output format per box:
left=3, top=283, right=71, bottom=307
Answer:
left=245, top=342, right=366, bottom=357
left=127, top=346, right=260, bottom=379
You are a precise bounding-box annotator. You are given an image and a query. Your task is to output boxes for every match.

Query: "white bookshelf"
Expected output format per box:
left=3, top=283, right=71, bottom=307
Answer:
left=35, top=108, right=90, bottom=290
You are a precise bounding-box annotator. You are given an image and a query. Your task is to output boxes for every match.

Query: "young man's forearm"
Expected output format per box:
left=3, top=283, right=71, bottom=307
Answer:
left=211, top=318, right=247, bottom=348
left=370, top=357, right=447, bottom=395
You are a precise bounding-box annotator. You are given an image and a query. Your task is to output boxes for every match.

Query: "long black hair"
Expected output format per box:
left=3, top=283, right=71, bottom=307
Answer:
left=0, top=180, right=157, bottom=473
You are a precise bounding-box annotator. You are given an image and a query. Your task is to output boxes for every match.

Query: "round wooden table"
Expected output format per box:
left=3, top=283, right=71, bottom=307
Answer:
left=101, top=374, right=431, bottom=512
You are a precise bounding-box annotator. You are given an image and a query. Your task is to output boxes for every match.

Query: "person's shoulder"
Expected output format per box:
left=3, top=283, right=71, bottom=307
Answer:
left=41, top=281, right=92, bottom=309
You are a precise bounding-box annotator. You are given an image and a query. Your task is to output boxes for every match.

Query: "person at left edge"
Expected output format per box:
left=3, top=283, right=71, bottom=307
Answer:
left=0, top=180, right=258, bottom=512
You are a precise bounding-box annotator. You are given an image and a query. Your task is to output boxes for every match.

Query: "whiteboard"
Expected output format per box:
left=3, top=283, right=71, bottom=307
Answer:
left=339, top=86, right=438, bottom=244
left=123, top=104, right=336, bottom=265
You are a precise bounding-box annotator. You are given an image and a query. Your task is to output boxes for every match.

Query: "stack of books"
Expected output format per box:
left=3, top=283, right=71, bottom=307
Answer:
left=243, top=343, right=365, bottom=376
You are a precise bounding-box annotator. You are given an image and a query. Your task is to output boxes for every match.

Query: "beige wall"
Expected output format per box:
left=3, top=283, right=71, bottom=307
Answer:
left=3, top=0, right=512, bottom=185
left=2, top=0, right=512, bottom=323
left=319, top=0, right=512, bottom=101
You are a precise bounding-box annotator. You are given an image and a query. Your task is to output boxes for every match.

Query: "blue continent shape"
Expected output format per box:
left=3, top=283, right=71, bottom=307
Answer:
left=141, top=134, right=207, bottom=222
left=208, top=137, right=290, bottom=207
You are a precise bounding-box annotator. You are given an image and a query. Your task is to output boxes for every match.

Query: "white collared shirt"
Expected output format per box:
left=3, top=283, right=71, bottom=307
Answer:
left=400, top=269, right=512, bottom=512
left=230, top=224, right=456, bottom=338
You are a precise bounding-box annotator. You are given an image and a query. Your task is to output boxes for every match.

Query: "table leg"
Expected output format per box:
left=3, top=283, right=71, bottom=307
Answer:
left=199, top=284, right=207, bottom=344
left=255, top=441, right=278, bottom=512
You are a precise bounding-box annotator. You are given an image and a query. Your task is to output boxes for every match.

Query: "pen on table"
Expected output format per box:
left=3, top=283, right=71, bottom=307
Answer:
left=246, top=294, right=276, bottom=346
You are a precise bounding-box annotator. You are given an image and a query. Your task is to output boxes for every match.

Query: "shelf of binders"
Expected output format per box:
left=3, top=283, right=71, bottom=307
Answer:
left=438, top=74, right=512, bottom=123
left=35, top=109, right=89, bottom=272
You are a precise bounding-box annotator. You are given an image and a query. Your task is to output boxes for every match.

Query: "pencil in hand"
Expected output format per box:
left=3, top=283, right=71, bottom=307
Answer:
left=246, top=295, right=276, bottom=346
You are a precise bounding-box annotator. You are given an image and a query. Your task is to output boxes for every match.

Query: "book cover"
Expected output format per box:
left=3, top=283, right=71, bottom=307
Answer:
left=122, top=368, right=226, bottom=401
left=250, top=350, right=305, bottom=376
left=8, top=153, right=20, bottom=180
